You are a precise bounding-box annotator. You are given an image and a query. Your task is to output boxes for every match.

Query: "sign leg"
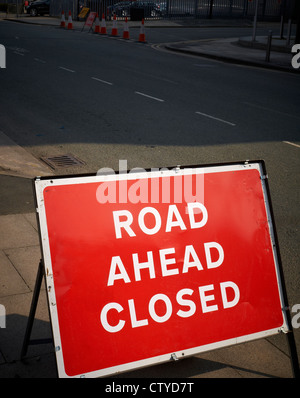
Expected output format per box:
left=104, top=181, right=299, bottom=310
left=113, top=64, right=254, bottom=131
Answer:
left=286, top=330, right=300, bottom=378
left=20, top=259, right=45, bottom=359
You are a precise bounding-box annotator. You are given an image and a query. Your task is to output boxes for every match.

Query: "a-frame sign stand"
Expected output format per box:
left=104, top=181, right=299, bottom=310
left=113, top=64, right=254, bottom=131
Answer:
left=20, top=259, right=53, bottom=360
left=287, top=327, right=300, bottom=378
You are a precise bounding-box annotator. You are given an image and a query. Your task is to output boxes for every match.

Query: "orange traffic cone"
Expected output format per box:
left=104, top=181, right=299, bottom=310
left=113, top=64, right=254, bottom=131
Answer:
left=123, top=17, right=129, bottom=40
left=67, top=10, right=73, bottom=30
left=138, top=18, right=146, bottom=42
left=94, top=13, right=100, bottom=33
left=60, top=10, right=65, bottom=28
left=111, top=14, right=118, bottom=36
left=100, top=13, right=107, bottom=34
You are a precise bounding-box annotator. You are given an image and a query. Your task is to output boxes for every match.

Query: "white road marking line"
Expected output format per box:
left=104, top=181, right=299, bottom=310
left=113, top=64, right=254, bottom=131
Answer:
left=14, top=51, right=24, bottom=56
left=59, top=66, right=75, bottom=73
left=91, top=77, right=113, bottom=85
left=8, top=46, right=29, bottom=54
left=135, top=91, right=165, bottom=102
left=34, top=58, right=46, bottom=63
left=194, top=63, right=217, bottom=68
left=283, top=141, right=300, bottom=148
left=115, top=64, right=178, bottom=85
left=155, top=76, right=178, bottom=84
left=195, top=111, right=236, bottom=126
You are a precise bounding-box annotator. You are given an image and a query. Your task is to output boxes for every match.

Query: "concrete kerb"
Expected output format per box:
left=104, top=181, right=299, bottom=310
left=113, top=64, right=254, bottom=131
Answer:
left=0, top=131, right=53, bottom=179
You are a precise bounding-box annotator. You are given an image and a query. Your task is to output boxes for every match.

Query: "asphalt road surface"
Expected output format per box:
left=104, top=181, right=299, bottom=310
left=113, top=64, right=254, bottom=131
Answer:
left=0, top=20, right=299, bottom=370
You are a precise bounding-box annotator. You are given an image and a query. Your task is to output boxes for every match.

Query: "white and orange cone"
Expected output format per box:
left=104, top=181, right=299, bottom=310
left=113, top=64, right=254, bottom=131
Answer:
left=60, top=10, right=65, bottom=28
left=123, top=17, right=129, bottom=40
left=94, top=13, right=100, bottom=33
left=138, top=18, right=146, bottom=42
left=67, top=10, right=73, bottom=30
left=111, top=14, right=118, bottom=36
left=100, top=13, right=107, bottom=34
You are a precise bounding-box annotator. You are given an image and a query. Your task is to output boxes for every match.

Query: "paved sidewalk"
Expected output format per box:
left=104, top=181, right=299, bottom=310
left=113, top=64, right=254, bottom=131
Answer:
left=0, top=212, right=57, bottom=377
left=165, top=35, right=297, bottom=73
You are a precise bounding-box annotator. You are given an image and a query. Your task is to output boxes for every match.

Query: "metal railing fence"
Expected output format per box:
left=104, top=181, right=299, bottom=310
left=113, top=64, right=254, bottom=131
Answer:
left=52, top=0, right=283, bottom=20
left=75, top=1, right=283, bottom=20
left=0, top=0, right=284, bottom=20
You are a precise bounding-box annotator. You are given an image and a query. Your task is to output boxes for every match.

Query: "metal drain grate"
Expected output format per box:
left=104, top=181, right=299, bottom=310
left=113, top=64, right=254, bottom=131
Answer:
left=40, top=154, right=85, bottom=170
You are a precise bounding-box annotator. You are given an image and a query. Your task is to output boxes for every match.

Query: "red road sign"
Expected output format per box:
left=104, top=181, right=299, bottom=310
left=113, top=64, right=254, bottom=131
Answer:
left=84, top=11, right=96, bottom=27
left=35, top=161, right=288, bottom=377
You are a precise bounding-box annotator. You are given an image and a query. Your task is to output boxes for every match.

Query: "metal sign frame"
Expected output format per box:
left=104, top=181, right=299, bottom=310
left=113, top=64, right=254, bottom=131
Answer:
left=81, top=11, right=97, bottom=32
left=26, top=160, right=299, bottom=378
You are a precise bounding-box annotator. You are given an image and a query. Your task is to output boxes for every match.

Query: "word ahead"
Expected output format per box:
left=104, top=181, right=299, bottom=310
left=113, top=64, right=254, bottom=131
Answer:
left=35, top=162, right=288, bottom=378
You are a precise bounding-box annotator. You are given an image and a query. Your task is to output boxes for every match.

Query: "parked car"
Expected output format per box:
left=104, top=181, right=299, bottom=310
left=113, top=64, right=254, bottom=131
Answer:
left=25, top=0, right=50, bottom=17
left=153, top=1, right=167, bottom=16
left=130, top=1, right=166, bottom=18
left=107, top=1, right=133, bottom=18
